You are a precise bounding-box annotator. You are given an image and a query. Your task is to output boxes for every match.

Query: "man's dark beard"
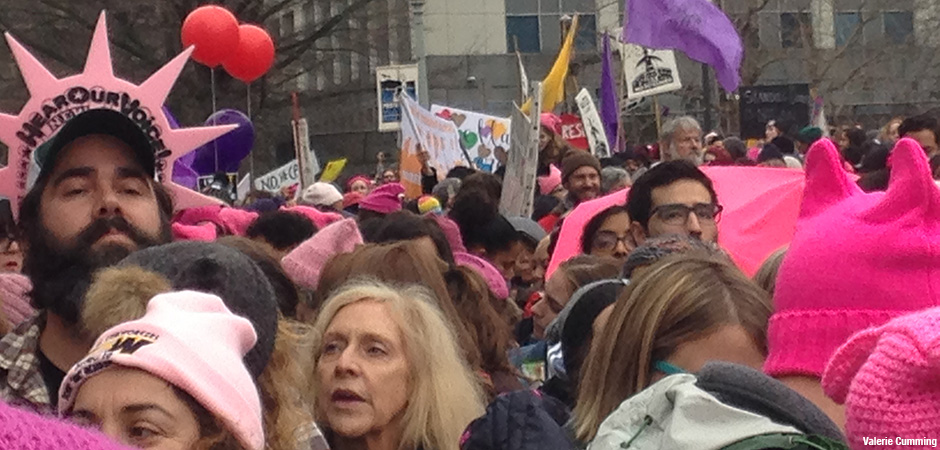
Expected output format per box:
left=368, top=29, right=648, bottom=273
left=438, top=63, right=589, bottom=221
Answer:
left=23, top=216, right=170, bottom=326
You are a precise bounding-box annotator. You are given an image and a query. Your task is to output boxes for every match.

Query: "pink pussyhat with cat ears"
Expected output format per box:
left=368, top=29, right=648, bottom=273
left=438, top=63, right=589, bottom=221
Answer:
left=764, top=137, right=940, bottom=379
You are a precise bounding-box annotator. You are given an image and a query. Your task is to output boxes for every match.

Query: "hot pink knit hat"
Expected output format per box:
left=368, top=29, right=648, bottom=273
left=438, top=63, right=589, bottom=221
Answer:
left=360, top=182, right=405, bottom=214
left=0, top=401, right=131, bottom=449
left=454, top=252, right=509, bottom=300
left=218, top=207, right=259, bottom=236
left=428, top=214, right=467, bottom=254
left=540, top=113, right=561, bottom=135
left=538, top=164, right=562, bottom=195
left=0, top=273, right=33, bottom=329
left=822, top=307, right=940, bottom=448
left=764, top=138, right=940, bottom=378
left=282, top=205, right=344, bottom=229
left=59, top=292, right=263, bottom=450
left=282, top=218, right=364, bottom=291
left=171, top=222, right=217, bottom=242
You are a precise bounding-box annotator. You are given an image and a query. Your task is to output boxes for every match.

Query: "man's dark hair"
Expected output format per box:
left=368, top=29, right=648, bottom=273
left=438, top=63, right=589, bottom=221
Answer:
left=899, top=114, right=939, bottom=141
left=362, top=211, right=455, bottom=264
left=446, top=166, right=476, bottom=180
left=626, top=161, right=718, bottom=231
left=246, top=211, right=318, bottom=251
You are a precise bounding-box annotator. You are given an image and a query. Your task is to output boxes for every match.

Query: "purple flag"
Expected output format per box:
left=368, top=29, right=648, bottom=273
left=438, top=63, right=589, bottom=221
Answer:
left=600, top=32, right=619, bottom=150
left=623, top=0, right=743, bottom=92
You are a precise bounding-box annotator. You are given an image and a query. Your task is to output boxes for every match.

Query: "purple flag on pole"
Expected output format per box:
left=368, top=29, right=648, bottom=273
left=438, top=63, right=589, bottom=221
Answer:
left=600, top=32, right=619, bottom=150
left=623, top=0, right=743, bottom=92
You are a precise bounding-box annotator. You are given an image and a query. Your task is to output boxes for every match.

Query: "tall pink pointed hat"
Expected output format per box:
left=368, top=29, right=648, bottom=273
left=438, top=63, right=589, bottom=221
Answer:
left=764, top=137, right=940, bottom=378
left=0, top=11, right=236, bottom=216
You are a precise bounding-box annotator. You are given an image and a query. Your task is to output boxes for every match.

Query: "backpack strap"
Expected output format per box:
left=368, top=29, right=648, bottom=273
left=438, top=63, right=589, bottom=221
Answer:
left=721, top=433, right=849, bottom=450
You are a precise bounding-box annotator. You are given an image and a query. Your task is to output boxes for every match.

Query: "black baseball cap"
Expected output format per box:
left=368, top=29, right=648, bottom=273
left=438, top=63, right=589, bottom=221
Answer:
left=37, top=108, right=156, bottom=179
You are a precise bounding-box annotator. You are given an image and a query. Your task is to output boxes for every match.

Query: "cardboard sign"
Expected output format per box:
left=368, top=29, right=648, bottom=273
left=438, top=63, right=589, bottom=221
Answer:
left=236, top=174, right=251, bottom=201
left=500, top=83, right=542, bottom=218
left=399, top=94, right=467, bottom=198
left=376, top=64, right=419, bottom=132
left=319, top=158, right=347, bottom=183
left=0, top=12, right=236, bottom=216
left=739, top=84, right=811, bottom=139
left=560, top=114, right=589, bottom=150
left=254, top=159, right=300, bottom=193
left=431, top=105, right=511, bottom=173
left=575, top=89, right=611, bottom=158
left=621, top=44, right=683, bottom=99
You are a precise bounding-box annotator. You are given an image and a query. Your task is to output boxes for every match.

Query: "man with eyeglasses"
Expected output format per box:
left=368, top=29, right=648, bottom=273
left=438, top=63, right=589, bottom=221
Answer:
left=626, top=160, right=721, bottom=245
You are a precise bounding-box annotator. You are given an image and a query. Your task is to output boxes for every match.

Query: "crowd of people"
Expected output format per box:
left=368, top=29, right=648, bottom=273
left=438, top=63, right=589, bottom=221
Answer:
left=0, top=103, right=938, bottom=450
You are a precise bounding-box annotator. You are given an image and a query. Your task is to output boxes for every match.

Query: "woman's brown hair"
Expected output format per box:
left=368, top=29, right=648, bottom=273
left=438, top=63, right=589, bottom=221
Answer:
left=315, top=241, right=483, bottom=371
left=573, top=253, right=772, bottom=443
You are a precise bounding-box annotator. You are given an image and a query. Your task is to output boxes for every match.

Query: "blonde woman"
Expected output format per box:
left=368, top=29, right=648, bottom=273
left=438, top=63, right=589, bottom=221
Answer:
left=573, top=254, right=772, bottom=444
left=311, top=280, right=485, bottom=450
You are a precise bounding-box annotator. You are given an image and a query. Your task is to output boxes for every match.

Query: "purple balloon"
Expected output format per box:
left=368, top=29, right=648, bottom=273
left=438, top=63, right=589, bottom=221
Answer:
left=172, top=162, right=200, bottom=190
left=191, top=109, right=255, bottom=175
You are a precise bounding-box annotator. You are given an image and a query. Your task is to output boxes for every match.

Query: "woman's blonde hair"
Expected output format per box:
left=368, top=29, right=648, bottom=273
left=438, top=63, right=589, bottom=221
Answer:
left=310, top=280, right=486, bottom=450
left=573, top=253, right=772, bottom=443
left=753, top=247, right=787, bottom=297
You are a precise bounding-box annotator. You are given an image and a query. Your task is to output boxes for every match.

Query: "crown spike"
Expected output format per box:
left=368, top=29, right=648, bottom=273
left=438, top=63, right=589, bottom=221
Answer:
left=4, top=33, right=58, bottom=96
left=83, top=12, right=114, bottom=78
left=139, top=47, right=194, bottom=108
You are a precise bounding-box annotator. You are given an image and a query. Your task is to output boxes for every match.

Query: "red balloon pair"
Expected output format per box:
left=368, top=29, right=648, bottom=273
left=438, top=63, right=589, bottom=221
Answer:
left=181, top=6, right=275, bottom=83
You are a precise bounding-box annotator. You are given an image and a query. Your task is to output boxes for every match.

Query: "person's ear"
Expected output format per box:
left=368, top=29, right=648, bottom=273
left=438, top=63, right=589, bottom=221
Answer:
left=630, top=221, right=647, bottom=246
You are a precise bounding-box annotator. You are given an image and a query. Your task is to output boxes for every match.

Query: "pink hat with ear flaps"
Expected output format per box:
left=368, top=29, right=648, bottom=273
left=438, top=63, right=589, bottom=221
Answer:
left=764, top=138, right=940, bottom=379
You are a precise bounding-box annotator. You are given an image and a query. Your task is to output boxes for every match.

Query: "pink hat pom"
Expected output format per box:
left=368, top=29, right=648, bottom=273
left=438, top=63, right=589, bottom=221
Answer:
left=282, top=205, right=344, bottom=229
left=282, top=218, right=363, bottom=291
left=172, top=222, right=218, bottom=242
left=454, top=252, right=509, bottom=299
left=0, top=274, right=33, bottom=329
left=822, top=307, right=940, bottom=448
left=538, top=164, right=563, bottom=196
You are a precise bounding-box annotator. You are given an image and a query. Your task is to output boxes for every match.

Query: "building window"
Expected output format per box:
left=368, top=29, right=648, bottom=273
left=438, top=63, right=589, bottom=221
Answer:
left=835, top=12, right=860, bottom=47
left=505, top=0, right=596, bottom=53
left=884, top=11, right=913, bottom=45
left=780, top=12, right=811, bottom=48
left=507, top=16, right=541, bottom=52
left=280, top=10, right=295, bottom=39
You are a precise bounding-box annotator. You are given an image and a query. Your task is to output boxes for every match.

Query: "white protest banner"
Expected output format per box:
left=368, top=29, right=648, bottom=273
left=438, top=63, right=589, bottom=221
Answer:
left=621, top=44, right=682, bottom=99
left=500, top=83, right=542, bottom=218
left=236, top=174, right=251, bottom=202
left=430, top=105, right=511, bottom=173
left=575, top=89, right=611, bottom=158
left=254, top=159, right=300, bottom=193
left=398, top=93, right=467, bottom=198
left=292, top=117, right=319, bottom=189
left=377, top=64, right=419, bottom=132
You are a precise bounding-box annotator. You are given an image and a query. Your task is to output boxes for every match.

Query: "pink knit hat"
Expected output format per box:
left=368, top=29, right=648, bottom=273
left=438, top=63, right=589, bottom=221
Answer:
left=218, top=208, right=259, bottom=236
left=282, top=205, right=344, bottom=229
left=174, top=206, right=260, bottom=237
left=282, top=218, right=364, bottom=291
left=0, top=273, right=33, bottom=329
left=540, top=113, right=561, bottom=135
left=59, top=292, right=264, bottom=450
left=764, top=138, right=940, bottom=378
left=454, top=252, right=509, bottom=300
left=822, top=307, right=940, bottom=448
left=346, top=175, right=372, bottom=192
left=171, top=222, right=217, bottom=242
left=0, top=401, right=131, bottom=449
left=360, top=182, right=405, bottom=214
left=428, top=214, right=467, bottom=254
left=538, top=164, right=562, bottom=195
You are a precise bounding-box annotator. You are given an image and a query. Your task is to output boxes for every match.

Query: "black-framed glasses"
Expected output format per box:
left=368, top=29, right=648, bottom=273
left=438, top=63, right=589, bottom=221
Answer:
left=651, top=203, right=723, bottom=226
left=591, top=231, right=632, bottom=252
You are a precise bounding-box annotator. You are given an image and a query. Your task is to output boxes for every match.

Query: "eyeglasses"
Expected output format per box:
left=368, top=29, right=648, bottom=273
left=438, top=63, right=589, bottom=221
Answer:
left=591, top=231, right=632, bottom=252
left=650, top=203, right=723, bottom=226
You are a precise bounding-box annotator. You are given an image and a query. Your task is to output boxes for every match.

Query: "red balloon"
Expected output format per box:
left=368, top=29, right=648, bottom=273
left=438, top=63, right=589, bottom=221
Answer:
left=223, top=25, right=275, bottom=83
left=181, top=6, right=240, bottom=68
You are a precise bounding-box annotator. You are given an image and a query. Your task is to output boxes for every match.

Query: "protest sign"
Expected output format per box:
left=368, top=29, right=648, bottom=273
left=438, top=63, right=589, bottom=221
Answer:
left=431, top=105, right=511, bottom=173
left=739, top=84, right=811, bottom=139
left=376, top=64, right=419, bottom=132
left=560, top=114, right=589, bottom=150
left=500, top=83, right=542, bottom=218
left=0, top=12, right=235, bottom=216
left=236, top=174, right=251, bottom=202
left=254, top=159, right=300, bottom=193
left=575, top=89, right=611, bottom=158
left=621, top=44, right=683, bottom=99
left=399, top=94, right=468, bottom=198
left=197, top=173, right=238, bottom=203
left=292, top=117, right=319, bottom=189
left=319, top=158, right=347, bottom=183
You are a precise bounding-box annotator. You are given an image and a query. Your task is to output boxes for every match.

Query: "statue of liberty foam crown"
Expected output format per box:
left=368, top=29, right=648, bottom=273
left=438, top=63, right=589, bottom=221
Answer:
left=0, top=11, right=237, bottom=217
